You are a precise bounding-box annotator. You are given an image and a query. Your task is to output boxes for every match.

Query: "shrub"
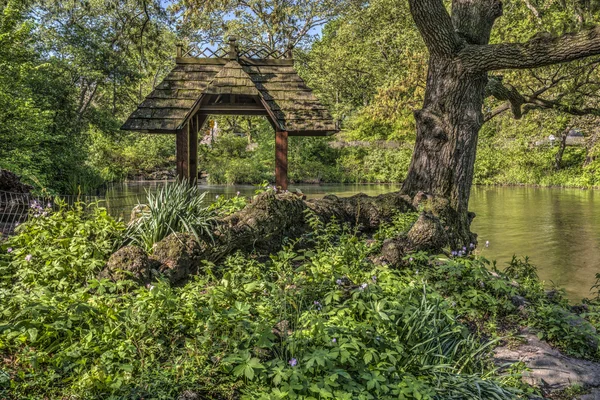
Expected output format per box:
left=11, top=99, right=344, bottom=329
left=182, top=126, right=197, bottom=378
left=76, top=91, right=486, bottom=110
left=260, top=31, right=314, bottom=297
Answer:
left=3, top=202, right=599, bottom=399
left=125, top=181, right=214, bottom=251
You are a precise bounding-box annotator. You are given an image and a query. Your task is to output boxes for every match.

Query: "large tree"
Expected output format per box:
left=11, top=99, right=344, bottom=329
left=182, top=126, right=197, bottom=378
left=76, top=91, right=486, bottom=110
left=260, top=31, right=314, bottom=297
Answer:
left=403, top=0, right=600, bottom=246
left=173, top=0, right=357, bottom=50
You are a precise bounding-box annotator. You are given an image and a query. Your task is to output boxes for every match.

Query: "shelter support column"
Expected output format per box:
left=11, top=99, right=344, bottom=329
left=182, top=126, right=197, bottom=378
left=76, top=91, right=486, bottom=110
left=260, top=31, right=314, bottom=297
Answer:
left=176, top=115, right=207, bottom=183
left=188, top=116, right=199, bottom=184
left=176, top=126, right=189, bottom=182
left=275, top=130, right=288, bottom=191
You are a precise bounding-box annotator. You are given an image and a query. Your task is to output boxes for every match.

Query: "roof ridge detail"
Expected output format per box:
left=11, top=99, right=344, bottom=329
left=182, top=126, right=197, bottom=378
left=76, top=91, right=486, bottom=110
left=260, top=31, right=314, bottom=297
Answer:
left=203, top=60, right=260, bottom=96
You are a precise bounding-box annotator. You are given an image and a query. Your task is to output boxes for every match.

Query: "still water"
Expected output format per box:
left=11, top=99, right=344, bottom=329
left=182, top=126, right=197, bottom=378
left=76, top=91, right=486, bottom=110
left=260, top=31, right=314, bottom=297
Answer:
left=104, top=182, right=600, bottom=301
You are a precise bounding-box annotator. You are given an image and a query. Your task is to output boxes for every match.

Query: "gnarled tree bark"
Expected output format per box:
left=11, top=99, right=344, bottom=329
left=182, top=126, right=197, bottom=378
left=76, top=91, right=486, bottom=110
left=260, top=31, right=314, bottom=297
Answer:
left=402, top=0, right=600, bottom=247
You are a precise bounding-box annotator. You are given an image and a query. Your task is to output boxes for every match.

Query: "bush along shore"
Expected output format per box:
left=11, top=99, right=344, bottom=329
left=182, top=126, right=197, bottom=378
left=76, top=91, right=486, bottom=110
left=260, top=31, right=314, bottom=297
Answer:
left=1, top=183, right=600, bottom=399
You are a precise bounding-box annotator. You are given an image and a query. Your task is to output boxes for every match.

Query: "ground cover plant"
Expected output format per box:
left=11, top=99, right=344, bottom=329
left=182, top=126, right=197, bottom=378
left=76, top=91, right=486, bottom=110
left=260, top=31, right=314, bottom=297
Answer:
left=1, top=196, right=599, bottom=399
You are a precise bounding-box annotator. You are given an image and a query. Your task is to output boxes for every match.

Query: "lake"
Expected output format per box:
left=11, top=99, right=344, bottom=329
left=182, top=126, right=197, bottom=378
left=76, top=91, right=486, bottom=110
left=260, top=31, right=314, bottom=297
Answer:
left=104, top=182, right=600, bottom=301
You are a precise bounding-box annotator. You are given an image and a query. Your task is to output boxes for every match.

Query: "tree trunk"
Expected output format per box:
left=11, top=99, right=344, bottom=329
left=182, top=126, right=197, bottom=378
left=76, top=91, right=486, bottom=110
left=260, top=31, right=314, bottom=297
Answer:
left=402, top=0, right=501, bottom=248
left=404, top=0, right=600, bottom=248
left=402, top=56, right=487, bottom=247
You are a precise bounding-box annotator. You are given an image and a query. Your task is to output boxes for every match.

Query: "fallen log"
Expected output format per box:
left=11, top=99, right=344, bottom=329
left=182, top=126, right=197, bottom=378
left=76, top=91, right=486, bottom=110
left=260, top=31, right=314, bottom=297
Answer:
left=101, top=190, right=467, bottom=284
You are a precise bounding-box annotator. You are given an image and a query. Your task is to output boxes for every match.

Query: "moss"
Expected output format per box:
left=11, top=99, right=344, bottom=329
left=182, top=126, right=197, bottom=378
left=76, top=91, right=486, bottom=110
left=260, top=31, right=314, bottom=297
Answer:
left=99, top=245, right=151, bottom=284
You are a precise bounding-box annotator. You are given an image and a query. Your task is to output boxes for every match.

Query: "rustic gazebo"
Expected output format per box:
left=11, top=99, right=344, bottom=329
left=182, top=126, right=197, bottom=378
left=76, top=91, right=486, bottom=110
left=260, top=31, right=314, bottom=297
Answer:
left=122, top=38, right=339, bottom=190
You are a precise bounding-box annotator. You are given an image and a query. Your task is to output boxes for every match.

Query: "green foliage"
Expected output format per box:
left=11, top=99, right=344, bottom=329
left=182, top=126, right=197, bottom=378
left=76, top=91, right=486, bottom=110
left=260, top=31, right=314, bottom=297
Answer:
left=4, top=202, right=600, bottom=398
left=374, top=211, right=420, bottom=241
left=0, top=205, right=531, bottom=399
left=125, top=181, right=214, bottom=251
left=208, top=193, right=249, bottom=217
left=416, top=254, right=600, bottom=360
left=0, top=0, right=175, bottom=193
left=0, top=201, right=124, bottom=291
left=338, top=146, right=413, bottom=183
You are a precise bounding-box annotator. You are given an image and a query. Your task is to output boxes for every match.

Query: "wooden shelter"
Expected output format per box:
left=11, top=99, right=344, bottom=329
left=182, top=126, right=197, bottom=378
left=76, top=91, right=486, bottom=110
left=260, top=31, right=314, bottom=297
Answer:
left=121, top=38, right=339, bottom=190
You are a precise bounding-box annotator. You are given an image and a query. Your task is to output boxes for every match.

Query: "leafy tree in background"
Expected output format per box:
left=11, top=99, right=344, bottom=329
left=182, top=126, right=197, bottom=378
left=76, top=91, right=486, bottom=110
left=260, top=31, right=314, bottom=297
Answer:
left=0, top=0, right=177, bottom=193
left=173, top=0, right=359, bottom=50
left=298, top=0, right=426, bottom=140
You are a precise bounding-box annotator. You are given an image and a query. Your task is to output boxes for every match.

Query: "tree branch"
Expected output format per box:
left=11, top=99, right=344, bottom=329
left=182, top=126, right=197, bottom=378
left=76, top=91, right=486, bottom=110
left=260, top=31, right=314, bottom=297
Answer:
left=408, top=0, right=461, bottom=56
left=462, top=26, right=600, bottom=71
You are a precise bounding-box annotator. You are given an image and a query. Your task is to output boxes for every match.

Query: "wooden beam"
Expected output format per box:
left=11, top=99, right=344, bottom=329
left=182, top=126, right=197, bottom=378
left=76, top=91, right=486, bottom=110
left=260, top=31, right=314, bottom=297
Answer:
left=175, top=57, right=294, bottom=66
left=189, top=114, right=208, bottom=184
left=197, top=104, right=267, bottom=113
left=176, top=125, right=189, bottom=181
left=188, top=116, right=198, bottom=184
left=275, top=131, right=288, bottom=191
left=259, top=96, right=282, bottom=131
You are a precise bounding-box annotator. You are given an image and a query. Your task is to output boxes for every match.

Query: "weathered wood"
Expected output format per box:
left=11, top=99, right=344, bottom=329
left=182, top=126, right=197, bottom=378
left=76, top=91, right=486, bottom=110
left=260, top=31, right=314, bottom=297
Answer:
left=176, top=126, right=189, bottom=181
left=122, top=118, right=180, bottom=132
left=213, top=191, right=418, bottom=257
left=123, top=57, right=338, bottom=136
left=123, top=47, right=340, bottom=185
left=275, top=131, right=288, bottom=190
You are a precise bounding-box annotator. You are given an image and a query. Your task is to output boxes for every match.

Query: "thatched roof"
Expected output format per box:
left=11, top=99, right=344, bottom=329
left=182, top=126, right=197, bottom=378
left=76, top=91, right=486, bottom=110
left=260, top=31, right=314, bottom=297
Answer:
left=122, top=54, right=338, bottom=137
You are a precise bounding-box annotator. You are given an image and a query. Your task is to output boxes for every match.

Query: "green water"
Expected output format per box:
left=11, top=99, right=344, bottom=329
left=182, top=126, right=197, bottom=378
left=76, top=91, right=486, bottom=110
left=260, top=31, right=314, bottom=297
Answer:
left=105, top=182, right=600, bottom=301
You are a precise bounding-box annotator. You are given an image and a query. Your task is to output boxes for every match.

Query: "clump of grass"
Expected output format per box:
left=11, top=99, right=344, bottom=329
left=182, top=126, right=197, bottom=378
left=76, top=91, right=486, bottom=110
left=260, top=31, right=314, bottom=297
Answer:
left=125, top=180, right=214, bottom=251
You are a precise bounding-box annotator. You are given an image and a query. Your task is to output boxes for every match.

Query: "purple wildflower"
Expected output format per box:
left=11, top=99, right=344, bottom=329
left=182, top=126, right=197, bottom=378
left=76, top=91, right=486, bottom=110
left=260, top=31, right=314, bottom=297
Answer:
left=289, top=358, right=297, bottom=367
left=236, top=191, right=240, bottom=196
left=360, top=283, right=368, bottom=290
left=462, top=246, right=467, bottom=252
left=409, top=257, right=414, bottom=262
left=25, top=254, right=32, bottom=262
left=470, top=243, right=475, bottom=249
left=7, top=248, right=12, bottom=253
left=332, top=338, right=337, bottom=343
left=451, top=251, right=457, bottom=257
left=371, top=275, right=377, bottom=283
left=336, top=279, right=343, bottom=285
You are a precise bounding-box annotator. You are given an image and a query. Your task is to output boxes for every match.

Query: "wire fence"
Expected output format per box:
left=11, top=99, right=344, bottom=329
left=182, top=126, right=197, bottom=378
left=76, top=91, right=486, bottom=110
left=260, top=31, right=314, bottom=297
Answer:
left=0, top=190, right=143, bottom=238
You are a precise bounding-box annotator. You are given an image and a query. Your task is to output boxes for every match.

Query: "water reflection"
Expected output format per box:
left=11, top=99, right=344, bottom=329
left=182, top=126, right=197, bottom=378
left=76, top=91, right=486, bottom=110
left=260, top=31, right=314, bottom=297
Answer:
left=104, top=182, right=600, bottom=301
left=470, top=186, right=600, bottom=301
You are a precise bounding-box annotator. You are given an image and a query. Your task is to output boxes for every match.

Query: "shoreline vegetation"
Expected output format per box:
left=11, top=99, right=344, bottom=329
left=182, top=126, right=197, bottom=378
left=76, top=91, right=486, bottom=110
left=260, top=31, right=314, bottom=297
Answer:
left=2, top=181, right=600, bottom=399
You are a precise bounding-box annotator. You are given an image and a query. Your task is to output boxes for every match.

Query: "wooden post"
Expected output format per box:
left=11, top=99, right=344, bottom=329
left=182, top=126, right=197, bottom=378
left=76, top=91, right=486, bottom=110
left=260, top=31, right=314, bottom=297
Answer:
left=176, top=125, right=189, bottom=182
left=275, top=130, right=288, bottom=191
left=189, top=116, right=198, bottom=184
left=228, top=36, right=238, bottom=60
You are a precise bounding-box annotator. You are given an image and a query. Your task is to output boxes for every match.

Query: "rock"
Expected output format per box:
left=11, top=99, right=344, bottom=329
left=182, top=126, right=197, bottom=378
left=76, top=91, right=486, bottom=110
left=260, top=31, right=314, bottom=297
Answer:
left=511, top=295, right=528, bottom=307
left=178, top=390, right=200, bottom=400
left=556, top=308, right=599, bottom=349
left=406, top=212, right=449, bottom=252
left=99, top=246, right=152, bottom=284
left=151, top=233, right=205, bottom=285
left=379, top=238, right=406, bottom=266
left=0, top=169, right=32, bottom=193
left=147, top=169, right=176, bottom=180
left=494, top=330, right=600, bottom=395
left=545, top=289, right=562, bottom=303
left=580, top=388, right=600, bottom=399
